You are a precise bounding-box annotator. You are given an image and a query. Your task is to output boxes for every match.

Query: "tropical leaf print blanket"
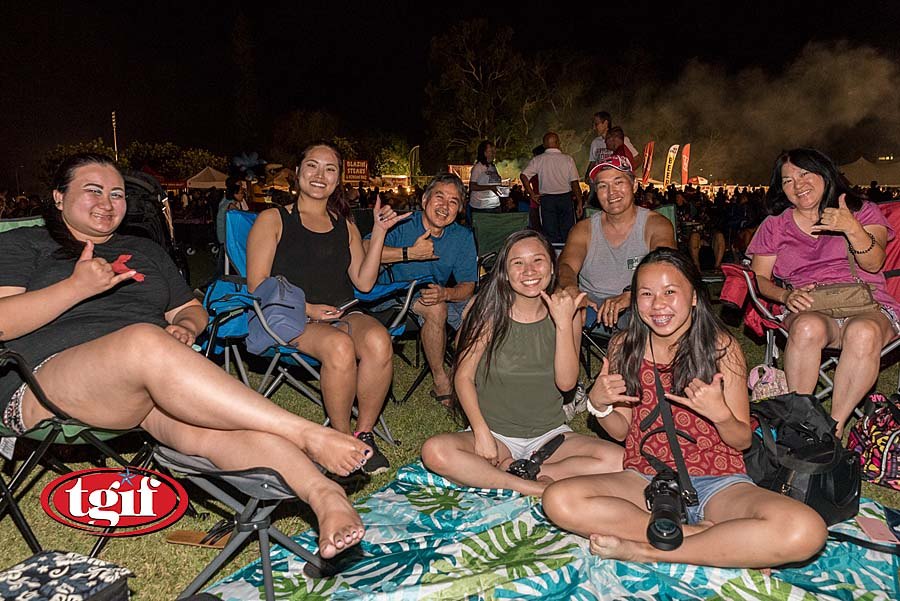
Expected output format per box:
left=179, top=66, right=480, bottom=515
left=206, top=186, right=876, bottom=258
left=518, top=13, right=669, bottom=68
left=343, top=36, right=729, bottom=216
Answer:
left=206, top=462, right=900, bottom=600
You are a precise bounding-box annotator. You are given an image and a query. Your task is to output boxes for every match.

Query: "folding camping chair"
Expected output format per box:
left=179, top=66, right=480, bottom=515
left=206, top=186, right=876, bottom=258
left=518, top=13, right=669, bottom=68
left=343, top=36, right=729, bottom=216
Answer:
left=153, top=445, right=338, bottom=600
left=204, top=210, right=422, bottom=445
left=0, top=345, right=155, bottom=559
left=720, top=263, right=900, bottom=403
left=0, top=215, right=44, bottom=233
left=470, top=211, right=530, bottom=275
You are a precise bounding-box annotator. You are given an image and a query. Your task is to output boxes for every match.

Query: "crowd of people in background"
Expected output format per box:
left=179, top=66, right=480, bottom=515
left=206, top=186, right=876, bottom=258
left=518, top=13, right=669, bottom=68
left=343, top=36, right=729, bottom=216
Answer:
left=0, top=189, right=42, bottom=219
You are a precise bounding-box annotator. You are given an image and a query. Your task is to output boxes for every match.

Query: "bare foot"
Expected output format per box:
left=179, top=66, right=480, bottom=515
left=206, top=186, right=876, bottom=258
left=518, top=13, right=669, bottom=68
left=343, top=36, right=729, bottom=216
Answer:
left=518, top=477, right=552, bottom=497
left=589, top=534, right=644, bottom=562
left=834, top=423, right=845, bottom=440
left=309, top=484, right=365, bottom=559
left=432, top=373, right=452, bottom=398
left=301, top=425, right=371, bottom=476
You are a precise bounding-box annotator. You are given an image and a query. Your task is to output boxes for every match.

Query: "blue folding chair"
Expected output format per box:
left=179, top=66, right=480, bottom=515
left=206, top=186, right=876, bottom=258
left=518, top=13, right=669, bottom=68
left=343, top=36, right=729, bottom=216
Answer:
left=201, top=210, right=422, bottom=445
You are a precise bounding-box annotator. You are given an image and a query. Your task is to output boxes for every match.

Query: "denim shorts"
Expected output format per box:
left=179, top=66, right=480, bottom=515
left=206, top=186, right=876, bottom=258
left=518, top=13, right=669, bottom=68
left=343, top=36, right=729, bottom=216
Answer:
left=630, top=469, right=754, bottom=524
left=2, top=353, right=58, bottom=435
left=371, top=298, right=466, bottom=331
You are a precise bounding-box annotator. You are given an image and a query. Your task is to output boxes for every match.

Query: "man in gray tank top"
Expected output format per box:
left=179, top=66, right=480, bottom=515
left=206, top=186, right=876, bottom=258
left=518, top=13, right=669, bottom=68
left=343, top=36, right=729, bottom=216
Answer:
left=557, top=156, right=676, bottom=329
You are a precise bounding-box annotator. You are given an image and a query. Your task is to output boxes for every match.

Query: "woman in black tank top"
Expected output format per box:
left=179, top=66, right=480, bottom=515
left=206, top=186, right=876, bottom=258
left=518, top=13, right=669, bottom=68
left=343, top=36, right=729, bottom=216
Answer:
left=246, top=142, right=410, bottom=473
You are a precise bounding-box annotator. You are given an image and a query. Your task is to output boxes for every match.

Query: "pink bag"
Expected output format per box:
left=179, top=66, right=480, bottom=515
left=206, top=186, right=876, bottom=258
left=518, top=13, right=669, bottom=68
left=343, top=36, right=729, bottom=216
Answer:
left=747, top=364, right=789, bottom=401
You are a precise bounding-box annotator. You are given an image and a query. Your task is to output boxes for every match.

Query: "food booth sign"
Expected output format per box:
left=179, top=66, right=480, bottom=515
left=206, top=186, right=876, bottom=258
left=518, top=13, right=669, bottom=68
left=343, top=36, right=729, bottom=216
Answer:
left=344, top=160, right=369, bottom=183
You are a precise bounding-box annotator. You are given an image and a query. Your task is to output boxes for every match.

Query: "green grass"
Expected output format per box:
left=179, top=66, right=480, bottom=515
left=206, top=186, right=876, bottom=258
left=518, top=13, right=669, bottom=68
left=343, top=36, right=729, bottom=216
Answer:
left=1, top=253, right=898, bottom=598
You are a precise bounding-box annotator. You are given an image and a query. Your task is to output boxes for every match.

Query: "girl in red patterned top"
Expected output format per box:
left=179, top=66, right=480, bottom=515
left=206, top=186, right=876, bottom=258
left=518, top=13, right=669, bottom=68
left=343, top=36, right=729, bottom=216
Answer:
left=543, top=248, right=827, bottom=567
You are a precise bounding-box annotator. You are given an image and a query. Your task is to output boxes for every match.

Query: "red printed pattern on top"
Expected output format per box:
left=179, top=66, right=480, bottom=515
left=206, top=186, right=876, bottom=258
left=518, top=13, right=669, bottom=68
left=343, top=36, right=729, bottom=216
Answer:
left=622, top=360, right=747, bottom=476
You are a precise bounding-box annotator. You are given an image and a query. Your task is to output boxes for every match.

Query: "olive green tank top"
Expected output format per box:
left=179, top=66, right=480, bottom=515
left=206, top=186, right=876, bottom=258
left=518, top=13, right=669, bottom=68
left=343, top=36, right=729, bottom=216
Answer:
left=475, top=315, right=566, bottom=437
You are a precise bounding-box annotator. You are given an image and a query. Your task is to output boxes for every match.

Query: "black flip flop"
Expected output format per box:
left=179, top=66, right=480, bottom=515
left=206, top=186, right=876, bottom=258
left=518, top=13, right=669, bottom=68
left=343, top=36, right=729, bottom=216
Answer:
left=429, top=389, right=454, bottom=409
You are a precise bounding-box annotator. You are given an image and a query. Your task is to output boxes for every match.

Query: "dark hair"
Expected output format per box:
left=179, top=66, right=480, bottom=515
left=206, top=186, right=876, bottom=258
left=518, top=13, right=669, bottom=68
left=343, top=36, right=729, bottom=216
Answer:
left=44, top=152, right=122, bottom=258
left=475, top=140, right=494, bottom=166
left=451, top=230, right=558, bottom=420
left=606, top=126, right=625, bottom=139
left=297, top=141, right=351, bottom=222
left=225, top=176, right=242, bottom=197
left=766, top=148, right=862, bottom=218
left=594, top=111, right=612, bottom=126
left=423, top=173, right=465, bottom=208
left=612, top=248, right=735, bottom=396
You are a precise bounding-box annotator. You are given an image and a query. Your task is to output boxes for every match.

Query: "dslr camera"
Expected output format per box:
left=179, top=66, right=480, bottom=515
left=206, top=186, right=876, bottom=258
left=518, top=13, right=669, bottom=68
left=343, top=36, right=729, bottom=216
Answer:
left=644, top=470, right=689, bottom=551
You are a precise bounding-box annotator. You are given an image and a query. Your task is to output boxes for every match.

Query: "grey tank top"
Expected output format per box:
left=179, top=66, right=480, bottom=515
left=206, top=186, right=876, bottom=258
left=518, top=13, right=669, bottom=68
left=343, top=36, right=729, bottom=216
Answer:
left=578, top=207, right=650, bottom=304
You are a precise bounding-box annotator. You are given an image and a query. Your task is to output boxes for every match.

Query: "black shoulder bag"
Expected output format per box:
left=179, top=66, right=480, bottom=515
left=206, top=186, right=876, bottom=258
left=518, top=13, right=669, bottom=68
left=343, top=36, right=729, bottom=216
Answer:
left=743, top=392, right=860, bottom=526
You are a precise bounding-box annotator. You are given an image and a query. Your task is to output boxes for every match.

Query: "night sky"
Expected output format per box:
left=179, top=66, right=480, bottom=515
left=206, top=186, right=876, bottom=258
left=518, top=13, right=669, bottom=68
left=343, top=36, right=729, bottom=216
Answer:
left=3, top=1, right=900, bottom=192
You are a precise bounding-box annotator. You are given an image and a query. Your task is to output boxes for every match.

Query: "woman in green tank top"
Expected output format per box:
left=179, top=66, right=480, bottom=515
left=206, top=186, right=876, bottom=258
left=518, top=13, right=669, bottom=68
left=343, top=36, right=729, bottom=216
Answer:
left=421, top=231, right=623, bottom=496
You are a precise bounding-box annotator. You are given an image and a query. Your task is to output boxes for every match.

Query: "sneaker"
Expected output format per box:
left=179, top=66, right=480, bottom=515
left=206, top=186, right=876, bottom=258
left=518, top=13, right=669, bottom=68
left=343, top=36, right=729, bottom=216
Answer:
left=356, top=431, right=389, bottom=475
left=563, top=382, right=589, bottom=422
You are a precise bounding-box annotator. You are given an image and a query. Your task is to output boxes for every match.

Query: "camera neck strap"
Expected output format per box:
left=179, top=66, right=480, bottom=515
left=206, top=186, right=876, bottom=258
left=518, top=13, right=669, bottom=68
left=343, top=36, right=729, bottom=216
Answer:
left=647, top=346, right=699, bottom=506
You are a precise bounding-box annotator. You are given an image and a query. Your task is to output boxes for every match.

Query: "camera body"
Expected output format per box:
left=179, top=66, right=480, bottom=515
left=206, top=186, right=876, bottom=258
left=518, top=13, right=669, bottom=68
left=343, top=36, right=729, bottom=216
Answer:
left=506, top=458, right=541, bottom=480
left=644, top=470, right=688, bottom=551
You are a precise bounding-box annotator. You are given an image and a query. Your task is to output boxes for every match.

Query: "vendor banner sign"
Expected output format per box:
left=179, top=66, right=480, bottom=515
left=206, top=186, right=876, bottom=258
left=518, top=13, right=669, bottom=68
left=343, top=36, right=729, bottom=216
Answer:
left=641, top=141, right=655, bottom=185
left=681, top=144, right=691, bottom=185
left=663, top=144, right=680, bottom=187
left=344, top=160, right=369, bottom=183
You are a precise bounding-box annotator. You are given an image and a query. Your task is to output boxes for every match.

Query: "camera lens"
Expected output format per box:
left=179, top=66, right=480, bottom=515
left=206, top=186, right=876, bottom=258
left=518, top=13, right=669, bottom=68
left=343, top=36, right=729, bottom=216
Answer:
left=644, top=472, right=686, bottom=551
left=647, top=516, right=683, bottom=551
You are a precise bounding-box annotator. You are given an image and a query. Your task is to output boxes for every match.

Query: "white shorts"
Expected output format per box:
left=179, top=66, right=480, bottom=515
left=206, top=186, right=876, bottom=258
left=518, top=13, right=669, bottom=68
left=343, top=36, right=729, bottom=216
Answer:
left=490, top=423, right=573, bottom=461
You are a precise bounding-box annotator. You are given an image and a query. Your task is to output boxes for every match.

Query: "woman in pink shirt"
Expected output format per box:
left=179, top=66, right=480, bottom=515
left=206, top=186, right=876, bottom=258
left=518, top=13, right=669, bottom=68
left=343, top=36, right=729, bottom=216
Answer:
left=746, top=148, right=898, bottom=436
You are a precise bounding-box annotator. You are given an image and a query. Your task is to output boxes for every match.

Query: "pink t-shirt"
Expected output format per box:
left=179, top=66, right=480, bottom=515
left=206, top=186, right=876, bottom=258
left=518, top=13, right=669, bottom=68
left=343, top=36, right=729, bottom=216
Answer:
left=746, top=201, right=898, bottom=312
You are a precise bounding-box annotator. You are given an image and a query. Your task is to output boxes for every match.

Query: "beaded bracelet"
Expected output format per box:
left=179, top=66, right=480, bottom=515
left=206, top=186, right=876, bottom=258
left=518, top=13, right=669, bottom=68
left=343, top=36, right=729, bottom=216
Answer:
left=849, top=231, right=876, bottom=255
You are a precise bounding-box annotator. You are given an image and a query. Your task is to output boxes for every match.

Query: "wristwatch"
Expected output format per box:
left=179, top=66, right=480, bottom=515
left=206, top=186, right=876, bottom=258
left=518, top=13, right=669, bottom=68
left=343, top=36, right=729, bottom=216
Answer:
left=402, top=247, right=409, bottom=262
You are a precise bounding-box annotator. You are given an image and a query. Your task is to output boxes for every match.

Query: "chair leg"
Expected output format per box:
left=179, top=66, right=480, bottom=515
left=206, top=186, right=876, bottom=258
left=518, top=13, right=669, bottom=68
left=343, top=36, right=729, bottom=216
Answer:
left=375, top=414, right=398, bottom=446
left=232, top=346, right=251, bottom=387
left=258, top=527, right=275, bottom=601
left=257, top=355, right=283, bottom=395
left=268, top=527, right=336, bottom=578
left=398, top=364, right=431, bottom=404
left=0, top=475, right=41, bottom=554
left=179, top=498, right=275, bottom=599
left=6, top=430, right=61, bottom=494
left=178, top=529, right=256, bottom=599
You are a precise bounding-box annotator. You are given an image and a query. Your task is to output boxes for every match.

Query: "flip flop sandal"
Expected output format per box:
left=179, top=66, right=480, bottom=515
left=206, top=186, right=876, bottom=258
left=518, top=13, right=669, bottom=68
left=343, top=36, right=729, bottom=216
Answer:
left=429, top=389, right=454, bottom=409
left=166, top=518, right=233, bottom=549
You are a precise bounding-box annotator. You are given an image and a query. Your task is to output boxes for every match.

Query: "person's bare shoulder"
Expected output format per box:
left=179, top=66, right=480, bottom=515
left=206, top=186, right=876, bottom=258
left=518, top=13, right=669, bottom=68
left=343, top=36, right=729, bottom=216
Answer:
left=645, top=211, right=676, bottom=249
left=559, top=218, right=592, bottom=262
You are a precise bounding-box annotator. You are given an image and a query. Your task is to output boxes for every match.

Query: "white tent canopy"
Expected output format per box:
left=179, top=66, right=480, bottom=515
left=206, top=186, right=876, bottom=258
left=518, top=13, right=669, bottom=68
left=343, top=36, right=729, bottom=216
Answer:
left=187, top=166, right=228, bottom=190
left=840, top=157, right=900, bottom=187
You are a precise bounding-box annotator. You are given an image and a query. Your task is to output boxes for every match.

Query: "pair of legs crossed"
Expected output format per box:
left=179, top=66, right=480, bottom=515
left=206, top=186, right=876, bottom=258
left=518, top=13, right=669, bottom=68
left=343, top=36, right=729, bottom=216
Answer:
left=290, top=312, right=392, bottom=434
left=422, top=428, right=624, bottom=497
left=783, top=308, right=897, bottom=436
left=19, top=323, right=372, bottom=558
left=542, top=470, right=827, bottom=567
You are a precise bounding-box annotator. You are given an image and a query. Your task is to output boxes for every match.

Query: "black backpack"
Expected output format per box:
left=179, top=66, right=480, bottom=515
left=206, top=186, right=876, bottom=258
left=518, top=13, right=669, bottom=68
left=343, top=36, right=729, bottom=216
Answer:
left=121, top=171, right=190, bottom=284
left=744, top=392, right=859, bottom=526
